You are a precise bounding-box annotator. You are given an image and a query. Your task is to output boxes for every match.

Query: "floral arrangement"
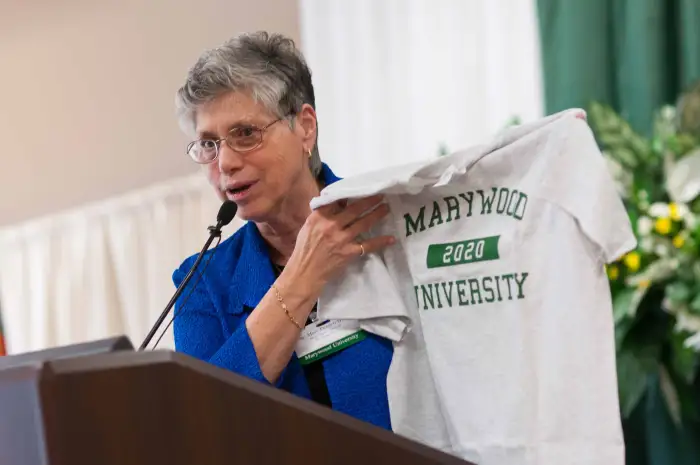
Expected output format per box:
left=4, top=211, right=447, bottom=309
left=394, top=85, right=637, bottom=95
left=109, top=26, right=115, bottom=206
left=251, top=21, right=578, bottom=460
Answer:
left=588, top=80, right=700, bottom=425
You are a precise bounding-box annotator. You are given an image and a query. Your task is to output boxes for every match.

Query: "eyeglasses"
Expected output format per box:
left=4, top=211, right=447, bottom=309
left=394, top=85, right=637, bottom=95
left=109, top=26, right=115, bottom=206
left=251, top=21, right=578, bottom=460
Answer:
left=186, top=117, right=286, bottom=164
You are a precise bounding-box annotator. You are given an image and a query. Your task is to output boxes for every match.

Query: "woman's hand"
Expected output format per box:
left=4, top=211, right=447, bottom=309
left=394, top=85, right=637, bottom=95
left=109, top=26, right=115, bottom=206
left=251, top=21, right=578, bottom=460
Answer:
left=246, top=194, right=395, bottom=383
left=285, top=194, right=396, bottom=293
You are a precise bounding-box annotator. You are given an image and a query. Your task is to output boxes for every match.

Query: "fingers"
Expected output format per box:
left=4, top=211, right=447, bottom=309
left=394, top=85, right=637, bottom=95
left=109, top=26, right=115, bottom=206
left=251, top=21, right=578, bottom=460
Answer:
left=334, top=195, right=385, bottom=227
left=310, top=194, right=395, bottom=261
left=344, top=202, right=390, bottom=238
left=315, top=198, right=347, bottom=215
left=356, top=235, right=395, bottom=256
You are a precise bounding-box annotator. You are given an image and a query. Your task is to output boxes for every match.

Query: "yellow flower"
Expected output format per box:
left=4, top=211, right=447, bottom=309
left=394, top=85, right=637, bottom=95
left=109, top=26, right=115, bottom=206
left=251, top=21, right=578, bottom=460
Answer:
left=638, top=279, right=651, bottom=289
left=623, top=252, right=641, bottom=272
left=655, top=217, right=672, bottom=235
left=673, top=235, right=685, bottom=248
left=669, top=203, right=682, bottom=221
left=606, top=265, right=620, bottom=280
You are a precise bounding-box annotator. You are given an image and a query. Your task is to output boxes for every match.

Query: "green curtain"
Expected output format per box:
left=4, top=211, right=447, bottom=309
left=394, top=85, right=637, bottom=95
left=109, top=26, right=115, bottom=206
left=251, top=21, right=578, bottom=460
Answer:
left=538, top=0, right=700, bottom=136
left=537, top=1, right=700, bottom=464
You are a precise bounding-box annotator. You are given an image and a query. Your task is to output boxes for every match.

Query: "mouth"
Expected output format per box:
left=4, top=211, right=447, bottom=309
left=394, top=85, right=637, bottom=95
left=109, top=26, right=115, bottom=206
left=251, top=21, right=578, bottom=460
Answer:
left=225, top=181, right=257, bottom=201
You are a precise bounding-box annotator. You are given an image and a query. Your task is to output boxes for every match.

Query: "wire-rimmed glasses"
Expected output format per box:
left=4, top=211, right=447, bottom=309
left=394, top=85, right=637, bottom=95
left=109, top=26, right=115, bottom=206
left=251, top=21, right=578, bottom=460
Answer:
left=186, top=117, right=285, bottom=164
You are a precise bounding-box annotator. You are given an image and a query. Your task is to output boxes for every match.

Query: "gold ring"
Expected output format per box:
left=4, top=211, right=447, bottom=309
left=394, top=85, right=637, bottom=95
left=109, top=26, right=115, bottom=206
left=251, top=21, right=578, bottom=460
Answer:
left=359, top=243, right=365, bottom=256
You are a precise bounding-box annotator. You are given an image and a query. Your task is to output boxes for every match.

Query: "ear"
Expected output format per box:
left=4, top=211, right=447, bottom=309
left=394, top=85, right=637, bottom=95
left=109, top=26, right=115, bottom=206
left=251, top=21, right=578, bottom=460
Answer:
left=296, top=103, right=318, bottom=151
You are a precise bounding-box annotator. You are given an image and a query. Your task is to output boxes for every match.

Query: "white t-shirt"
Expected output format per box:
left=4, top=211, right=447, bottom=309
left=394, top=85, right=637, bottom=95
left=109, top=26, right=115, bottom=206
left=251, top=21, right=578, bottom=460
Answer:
left=310, top=109, right=636, bottom=465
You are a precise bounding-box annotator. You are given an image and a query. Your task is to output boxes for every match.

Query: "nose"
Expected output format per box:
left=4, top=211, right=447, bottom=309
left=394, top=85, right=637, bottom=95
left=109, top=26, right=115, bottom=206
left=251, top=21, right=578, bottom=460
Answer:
left=217, top=142, right=244, bottom=174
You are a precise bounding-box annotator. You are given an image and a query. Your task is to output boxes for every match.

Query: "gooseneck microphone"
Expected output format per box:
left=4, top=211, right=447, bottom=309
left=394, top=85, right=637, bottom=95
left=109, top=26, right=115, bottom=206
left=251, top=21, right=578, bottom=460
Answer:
left=139, top=200, right=238, bottom=350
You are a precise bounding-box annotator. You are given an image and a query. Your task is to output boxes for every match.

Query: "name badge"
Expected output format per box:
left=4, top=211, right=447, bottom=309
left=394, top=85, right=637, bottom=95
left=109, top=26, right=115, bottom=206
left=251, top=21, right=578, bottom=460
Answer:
left=295, top=310, right=366, bottom=365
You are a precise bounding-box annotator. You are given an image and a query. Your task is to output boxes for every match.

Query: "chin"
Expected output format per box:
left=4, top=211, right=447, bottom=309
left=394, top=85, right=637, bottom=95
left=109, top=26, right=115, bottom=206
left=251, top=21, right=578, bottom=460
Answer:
left=234, top=199, right=276, bottom=223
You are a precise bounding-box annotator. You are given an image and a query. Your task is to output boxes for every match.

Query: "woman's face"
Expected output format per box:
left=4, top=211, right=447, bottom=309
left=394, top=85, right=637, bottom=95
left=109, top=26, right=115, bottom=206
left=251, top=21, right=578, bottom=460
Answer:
left=194, top=91, right=317, bottom=222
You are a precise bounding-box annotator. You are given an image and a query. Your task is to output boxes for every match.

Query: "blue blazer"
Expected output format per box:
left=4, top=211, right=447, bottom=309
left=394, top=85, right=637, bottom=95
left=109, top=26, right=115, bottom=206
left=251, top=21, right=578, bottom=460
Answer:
left=172, top=164, right=393, bottom=430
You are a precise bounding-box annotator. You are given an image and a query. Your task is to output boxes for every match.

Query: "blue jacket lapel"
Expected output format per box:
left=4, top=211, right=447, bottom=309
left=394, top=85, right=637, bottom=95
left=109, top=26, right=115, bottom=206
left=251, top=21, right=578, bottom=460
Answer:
left=227, top=222, right=276, bottom=313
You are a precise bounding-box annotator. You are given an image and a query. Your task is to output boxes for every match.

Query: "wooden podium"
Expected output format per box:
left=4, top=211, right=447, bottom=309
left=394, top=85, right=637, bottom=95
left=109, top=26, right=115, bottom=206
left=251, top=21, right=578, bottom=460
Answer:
left=0, top=337, right=471, bottom=465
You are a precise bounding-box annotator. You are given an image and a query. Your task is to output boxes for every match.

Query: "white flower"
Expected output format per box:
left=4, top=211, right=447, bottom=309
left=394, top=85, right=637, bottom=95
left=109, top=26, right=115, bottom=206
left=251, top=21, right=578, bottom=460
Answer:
left=638, top=190, right=649, bottom=201
left=683, top=213, right=698, bottom=229
left=676, top=311, right=700, bottom=333
left=662, top=297, right=675, bottom=312
left=661, top=105, right=676, bottom=121
left=684, top=332, right=700, bottom=351
left=639, top=237, right=655, bottom=252
left=673, top=202, right=690, bottom=219
left=666, top=148, right=700, bottom=203
left=637, top=216, right=653, bottom=235
left=627, top=258, right=675, bottom=284
left=655, top=244, right=670, bottom=256
left=649, top=202, right=670, bottom=217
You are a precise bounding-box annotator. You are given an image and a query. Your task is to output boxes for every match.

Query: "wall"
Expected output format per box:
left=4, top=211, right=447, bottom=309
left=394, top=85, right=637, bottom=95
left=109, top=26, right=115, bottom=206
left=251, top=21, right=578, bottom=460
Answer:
left=0, top=0, right=300, bottom=226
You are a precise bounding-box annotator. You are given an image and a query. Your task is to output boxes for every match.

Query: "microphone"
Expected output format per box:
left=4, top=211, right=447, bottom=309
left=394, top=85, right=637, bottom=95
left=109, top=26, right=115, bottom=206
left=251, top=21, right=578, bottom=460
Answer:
left=138, top=200, right=238, bottom=350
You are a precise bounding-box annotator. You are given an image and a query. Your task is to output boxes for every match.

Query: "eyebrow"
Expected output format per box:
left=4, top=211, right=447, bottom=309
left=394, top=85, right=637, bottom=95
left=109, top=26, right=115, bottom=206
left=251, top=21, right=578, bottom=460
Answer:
left=197, top=120, right=261, bottom=139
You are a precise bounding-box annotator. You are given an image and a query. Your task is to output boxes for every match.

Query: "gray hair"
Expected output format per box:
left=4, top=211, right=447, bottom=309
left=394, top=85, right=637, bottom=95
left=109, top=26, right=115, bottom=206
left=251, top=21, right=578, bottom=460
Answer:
left=176, top=31, right=322, bottom=180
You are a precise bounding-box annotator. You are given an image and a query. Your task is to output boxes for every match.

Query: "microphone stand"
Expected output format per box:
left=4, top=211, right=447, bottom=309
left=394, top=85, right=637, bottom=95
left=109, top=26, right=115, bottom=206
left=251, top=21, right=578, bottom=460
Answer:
left=138, top=221, right=225, bottom=351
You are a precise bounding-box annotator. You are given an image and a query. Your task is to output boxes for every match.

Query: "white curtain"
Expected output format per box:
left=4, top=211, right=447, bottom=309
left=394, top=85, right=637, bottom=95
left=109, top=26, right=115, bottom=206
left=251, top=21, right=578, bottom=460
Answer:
left=299, top=0, right=544, bottom=177
left=0, top=175, right=242, bottom=354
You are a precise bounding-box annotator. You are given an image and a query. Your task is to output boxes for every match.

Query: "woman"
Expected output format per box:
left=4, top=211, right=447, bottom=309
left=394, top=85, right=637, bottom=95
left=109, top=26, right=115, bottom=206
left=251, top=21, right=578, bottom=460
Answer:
left=172, top=31, right=396, bottom=429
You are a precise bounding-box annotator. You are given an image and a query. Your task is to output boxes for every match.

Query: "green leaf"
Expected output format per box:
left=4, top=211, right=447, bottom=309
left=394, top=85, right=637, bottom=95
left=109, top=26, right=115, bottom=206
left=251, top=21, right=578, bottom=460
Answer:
left=670, top=331, right=699, bottom=384
left=437, top=143, right=450, bottom=157
left=631, top=136, right=654, bottom=160
left=667, top=282, right=692, bottom=302
left=667, top=136, right=683, bottom=155
left=589, top=102, right=651, bottom=167
left=613, top=286, right=650, bottom=326
left=677, top=134, right=699, bottom=156
left=671, top=366, right=700, bottom=422
left=505, top=115, right=521, bottom=127
left=599, top=133, right=627, bottom=147
left=659, top=365, right=683, bottom=426
left=610, top=148, right=640, bottom=169
left=677, top=263, right=696, bottom=282
left=617, top=350, right=654, bottom=417
left=690, top=293, right=700, bottom=313
left=627, top=208, right=640, bottom=228
left=615, top=317, right=636, bottom=351
left=613, top=289, right=635, bottom=323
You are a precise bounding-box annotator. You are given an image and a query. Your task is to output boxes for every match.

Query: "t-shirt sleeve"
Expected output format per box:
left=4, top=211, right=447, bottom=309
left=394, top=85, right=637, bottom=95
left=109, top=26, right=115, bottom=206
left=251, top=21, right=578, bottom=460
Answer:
left=316, top=209, right=413, bottom=342
left=539, top=116, right=637, bottom=263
